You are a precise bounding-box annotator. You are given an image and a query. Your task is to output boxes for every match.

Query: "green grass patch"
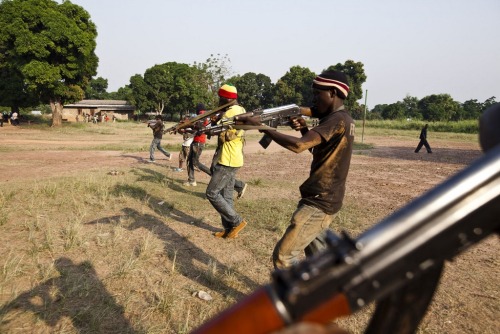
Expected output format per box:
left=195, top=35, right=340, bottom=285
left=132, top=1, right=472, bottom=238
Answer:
left=359, top=119, right=479, bottom=134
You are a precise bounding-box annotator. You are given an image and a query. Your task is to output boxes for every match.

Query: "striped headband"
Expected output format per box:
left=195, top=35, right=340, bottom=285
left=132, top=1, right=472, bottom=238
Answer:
left=312, top=71, right=350, bottom=99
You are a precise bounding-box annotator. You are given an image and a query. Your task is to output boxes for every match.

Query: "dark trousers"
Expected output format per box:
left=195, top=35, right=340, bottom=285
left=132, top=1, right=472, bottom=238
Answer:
left=415, top=139, right=432, bottom=153
left=208, top=148, right=246, bottom=193
left=206, top=164, right=242, bottom=230
left=187, top=142, right=211, bottom=182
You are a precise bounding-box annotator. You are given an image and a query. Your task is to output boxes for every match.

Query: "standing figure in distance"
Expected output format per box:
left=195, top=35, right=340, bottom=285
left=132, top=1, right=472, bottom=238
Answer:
left=176, top=115, right=193, bottom=172
left=147, top=115, right=172, bottom=163
left=183, top=103, right=212, bottom=186
left=414, top=124, right=432, bottom=153
left=206, top=84, right=248, bottom=239
left=239, top=70, right=355, bottom=269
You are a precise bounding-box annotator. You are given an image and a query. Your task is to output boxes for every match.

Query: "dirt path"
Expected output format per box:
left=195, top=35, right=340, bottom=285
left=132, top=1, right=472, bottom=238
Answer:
left=1, top=124, right=497, bottom=333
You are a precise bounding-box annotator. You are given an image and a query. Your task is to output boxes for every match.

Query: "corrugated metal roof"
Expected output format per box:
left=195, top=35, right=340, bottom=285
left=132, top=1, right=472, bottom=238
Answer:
left=64, top=100, right=135, bottom=109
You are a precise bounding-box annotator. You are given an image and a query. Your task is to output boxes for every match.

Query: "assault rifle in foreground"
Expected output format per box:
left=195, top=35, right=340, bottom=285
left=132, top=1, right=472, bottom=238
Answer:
left=201, top=104, right=312, bottom=148
left=163, top=101, right=236, bottom=134
left=192, top=104, right=500, bottom=334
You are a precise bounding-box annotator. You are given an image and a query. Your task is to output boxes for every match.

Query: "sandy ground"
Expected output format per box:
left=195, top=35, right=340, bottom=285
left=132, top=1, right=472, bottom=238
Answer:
left=0, top=123, right=498, bottom=333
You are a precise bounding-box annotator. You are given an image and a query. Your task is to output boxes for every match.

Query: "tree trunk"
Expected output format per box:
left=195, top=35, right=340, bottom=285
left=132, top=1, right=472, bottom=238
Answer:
left=50, top=98, right=63, bottom=127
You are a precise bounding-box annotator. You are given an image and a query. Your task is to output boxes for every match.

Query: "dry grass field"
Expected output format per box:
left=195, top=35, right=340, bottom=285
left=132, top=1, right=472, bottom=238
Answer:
left=0, top=121, right=498, bottom=333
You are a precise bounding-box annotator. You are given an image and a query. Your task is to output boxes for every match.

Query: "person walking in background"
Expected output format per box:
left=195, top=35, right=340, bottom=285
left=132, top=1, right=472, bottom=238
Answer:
left=176, top=116, right=193, bottom=172
left=415, top=124, right=432, bottom=153
left=206, top=84, right=248, bottom=239
left=10, top=111, right=19, bottom=126
left=184, top=103, right=212, bottom=186
left=147, top=115, right=172, bottom=163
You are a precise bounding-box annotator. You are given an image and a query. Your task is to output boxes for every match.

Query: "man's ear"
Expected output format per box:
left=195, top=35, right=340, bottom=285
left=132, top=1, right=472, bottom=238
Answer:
left=330, top=89, right=337, bottom=98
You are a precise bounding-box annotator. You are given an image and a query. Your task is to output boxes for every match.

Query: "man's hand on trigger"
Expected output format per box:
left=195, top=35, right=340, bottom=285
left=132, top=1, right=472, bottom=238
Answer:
left=290, top=117, right=307, bottom=131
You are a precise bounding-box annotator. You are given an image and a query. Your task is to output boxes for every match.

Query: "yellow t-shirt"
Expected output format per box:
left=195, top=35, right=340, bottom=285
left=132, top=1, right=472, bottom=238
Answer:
left=218, top=105, right=246, bottom=167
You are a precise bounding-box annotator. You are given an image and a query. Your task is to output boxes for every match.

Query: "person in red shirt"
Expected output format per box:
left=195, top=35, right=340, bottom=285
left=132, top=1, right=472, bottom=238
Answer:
left=184, top=103, right=212, bottom=186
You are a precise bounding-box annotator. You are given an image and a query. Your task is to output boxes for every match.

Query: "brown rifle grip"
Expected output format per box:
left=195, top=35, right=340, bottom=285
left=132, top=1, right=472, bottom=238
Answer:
left=299, top=293, right=352, bottom=324
left=192, top=286, right=285, bottom=334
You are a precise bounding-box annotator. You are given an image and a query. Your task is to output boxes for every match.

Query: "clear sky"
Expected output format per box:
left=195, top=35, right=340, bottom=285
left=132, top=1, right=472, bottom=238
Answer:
left=65, top=0, right=499, bottom=107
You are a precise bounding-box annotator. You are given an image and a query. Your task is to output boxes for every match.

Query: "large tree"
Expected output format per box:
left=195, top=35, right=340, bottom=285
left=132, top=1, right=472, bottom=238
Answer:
left=194, top=53, right=233, bottom=105
left=0, top=0, right=98, bottom=126
left=326, top=60, right=367, bottom=110
left=273, top=66, right=316, bottom=106
left=85, top=77, right=109, bottom=100
left=381, top=102, right=405, bottom=120
left=129, top=62, right=213, bottom=118
left=228, top=72, right=274, bottom=111
left=402, top=95, right=421, bottom=120
left=418, top=94, right=461, bottom=122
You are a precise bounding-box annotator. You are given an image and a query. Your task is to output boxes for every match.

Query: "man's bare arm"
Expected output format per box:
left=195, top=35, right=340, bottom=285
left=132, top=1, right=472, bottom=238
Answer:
left=262, top=128, right=322, bottom=153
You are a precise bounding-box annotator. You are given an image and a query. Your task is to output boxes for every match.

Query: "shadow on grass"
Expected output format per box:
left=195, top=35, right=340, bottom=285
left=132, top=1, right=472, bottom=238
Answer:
left=88, top=205, right=257, bottom=299
left=0, top=257, right=136, bottom=333
left=131, top=167, right=207, bottom=200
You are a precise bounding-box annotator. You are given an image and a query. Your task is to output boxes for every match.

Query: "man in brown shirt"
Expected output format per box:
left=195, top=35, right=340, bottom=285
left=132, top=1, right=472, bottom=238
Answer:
left=242, top=70, right=354, bottom=268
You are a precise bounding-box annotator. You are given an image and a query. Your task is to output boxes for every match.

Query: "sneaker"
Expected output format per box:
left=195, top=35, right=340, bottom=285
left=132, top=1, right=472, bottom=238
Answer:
left=237, top=183, right=248, bottom=200
left=183, top=181, right=197, bottom=186
left=167, top=154, right=172, bottom=161
left=174, top=168, right=183, bottom=172
left=147, top=159, right=155, bottom=163
left=226, top=221, right=247, bottom=239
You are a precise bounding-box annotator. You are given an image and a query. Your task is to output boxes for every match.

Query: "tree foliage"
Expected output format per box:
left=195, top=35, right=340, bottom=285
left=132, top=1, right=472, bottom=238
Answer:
left=193, top=53, right=233, bottom=106
left=85, top=77, right=109, bottom=100
left=0, top=0, right=98, bottom=126
left=228, top=72, right=274, bottom=111
left=129, top=62, right=213, bottom=119
left=327, top=60, right=367, bottom=110
left=273, top=66, right=316, bottom=106
left=418, top=94, right=461, bottom=122
left=381, top=102, right=405, bottom=120
left=370, top=95, right=496, bottom=122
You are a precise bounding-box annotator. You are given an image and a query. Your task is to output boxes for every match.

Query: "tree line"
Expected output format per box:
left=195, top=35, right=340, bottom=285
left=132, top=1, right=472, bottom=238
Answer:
left=85, top=57, right=367, bottom=121
left=0, top=0, right=494, bottom=126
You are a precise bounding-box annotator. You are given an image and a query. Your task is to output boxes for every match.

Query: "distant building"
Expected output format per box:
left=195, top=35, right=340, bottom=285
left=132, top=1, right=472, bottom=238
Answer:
left=62, top=100, right=135, bottom=122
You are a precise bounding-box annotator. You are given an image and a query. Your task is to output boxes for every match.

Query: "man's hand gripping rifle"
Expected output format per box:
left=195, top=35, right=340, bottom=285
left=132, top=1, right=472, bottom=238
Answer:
left=200, top=104, right=312, bottom=147
left=192, top=103, right=500, bottom=334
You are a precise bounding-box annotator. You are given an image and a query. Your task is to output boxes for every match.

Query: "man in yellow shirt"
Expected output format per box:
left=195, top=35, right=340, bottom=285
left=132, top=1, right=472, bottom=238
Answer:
left=206, top=84, right=248, bottom=239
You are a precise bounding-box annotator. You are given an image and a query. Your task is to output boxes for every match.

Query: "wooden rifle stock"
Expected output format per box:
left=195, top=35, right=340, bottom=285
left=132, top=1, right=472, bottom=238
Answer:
left=192, top=287, right=285, bottom=334
left=192, top=286, right=351, bottom=334
left=164, top=101, right=236, bottom=134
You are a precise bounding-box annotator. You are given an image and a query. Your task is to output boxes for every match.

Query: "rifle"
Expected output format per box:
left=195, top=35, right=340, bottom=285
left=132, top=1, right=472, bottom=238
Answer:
left=144, top=120, right=157, bottom=127
left=199, top=104, right=312, bottom=147
left=192, top=104, right=500, bottom=334
left=163, top=101, right=236, bottom=134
